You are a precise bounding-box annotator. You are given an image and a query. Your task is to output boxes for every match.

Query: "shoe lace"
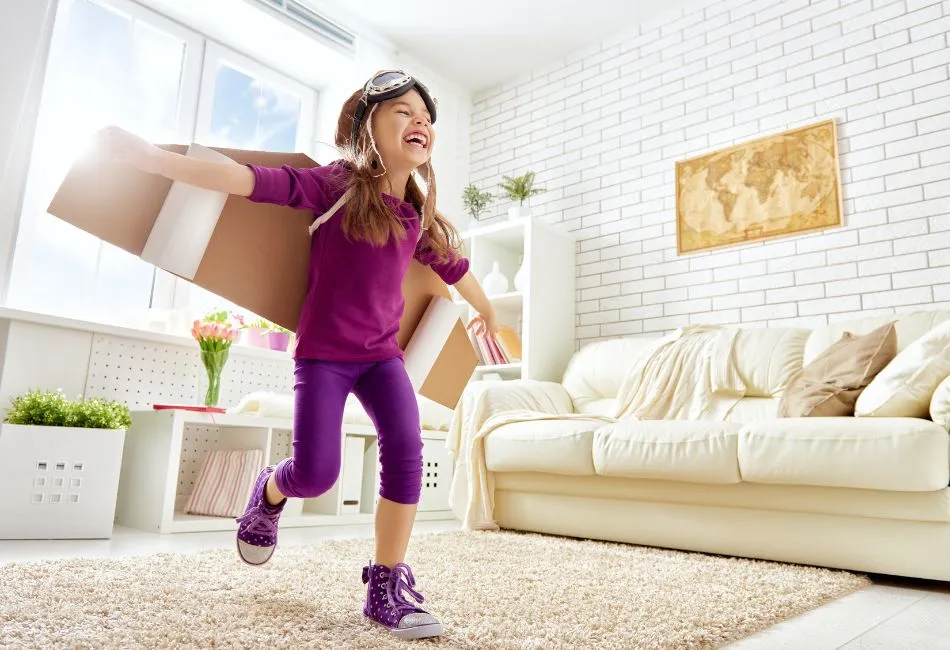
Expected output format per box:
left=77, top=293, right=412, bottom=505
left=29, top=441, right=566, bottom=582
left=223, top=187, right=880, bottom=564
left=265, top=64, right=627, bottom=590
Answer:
left=235, top=504, right=279, bottom=537
left=364, top=562, right=425, bottom=617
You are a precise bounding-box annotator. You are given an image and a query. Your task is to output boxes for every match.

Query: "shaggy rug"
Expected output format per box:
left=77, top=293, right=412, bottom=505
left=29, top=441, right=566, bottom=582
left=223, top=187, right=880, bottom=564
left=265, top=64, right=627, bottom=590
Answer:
left=0, top=530, right=869, bottom=649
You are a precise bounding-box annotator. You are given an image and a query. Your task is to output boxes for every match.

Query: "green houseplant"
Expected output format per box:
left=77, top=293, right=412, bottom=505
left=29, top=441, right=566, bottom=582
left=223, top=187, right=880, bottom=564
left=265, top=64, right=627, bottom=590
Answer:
left=462, top=183, right=494, bottom=221
left=0, top=389, right=132, bottom=539
left=499, top=171, right=545, bottom=220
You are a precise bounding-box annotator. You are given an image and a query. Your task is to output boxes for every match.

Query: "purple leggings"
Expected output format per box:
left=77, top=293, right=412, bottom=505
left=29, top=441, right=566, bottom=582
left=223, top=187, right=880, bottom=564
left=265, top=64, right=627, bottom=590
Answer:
left=273, top=357, right=423, bottom=505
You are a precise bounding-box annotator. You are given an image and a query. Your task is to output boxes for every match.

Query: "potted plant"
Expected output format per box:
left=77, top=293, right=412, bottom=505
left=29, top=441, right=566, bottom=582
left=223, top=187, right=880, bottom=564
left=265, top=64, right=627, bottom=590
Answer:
left=499, top=171, right=545, bottom=220
left=240, top=316, right=272, bottom=349
left=268, top=323, right=293, bottom=352
left=0, top=389, right=132, bottom=539
left=462, top=183, right=493, bottom=221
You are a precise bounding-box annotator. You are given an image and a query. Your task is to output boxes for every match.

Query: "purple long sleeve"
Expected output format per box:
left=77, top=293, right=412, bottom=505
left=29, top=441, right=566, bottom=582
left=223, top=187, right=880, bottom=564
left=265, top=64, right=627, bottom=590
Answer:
left=242, top=161, right=471, bottom=362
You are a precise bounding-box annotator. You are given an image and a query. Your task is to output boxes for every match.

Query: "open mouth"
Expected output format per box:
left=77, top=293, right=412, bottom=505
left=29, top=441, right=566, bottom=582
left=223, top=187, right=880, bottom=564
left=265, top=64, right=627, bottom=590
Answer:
left=404, top=131, right=429, bottom=150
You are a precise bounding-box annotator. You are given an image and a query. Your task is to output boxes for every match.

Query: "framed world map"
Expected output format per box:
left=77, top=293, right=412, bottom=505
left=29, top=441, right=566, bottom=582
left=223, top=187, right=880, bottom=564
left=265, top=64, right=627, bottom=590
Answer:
left=675, top=119, right=843, bottom=255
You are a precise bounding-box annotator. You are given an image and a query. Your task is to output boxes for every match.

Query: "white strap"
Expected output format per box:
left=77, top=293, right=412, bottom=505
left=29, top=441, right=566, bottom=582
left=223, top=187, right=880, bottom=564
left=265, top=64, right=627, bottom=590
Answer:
left=309, top=189, right=353, bottom=235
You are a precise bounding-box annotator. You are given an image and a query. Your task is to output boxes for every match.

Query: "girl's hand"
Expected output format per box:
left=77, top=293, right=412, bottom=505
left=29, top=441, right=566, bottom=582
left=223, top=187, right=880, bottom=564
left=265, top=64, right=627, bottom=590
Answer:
left=468, top=309, right=499, bottom=336
left=94, top=126, right=163, bottom=174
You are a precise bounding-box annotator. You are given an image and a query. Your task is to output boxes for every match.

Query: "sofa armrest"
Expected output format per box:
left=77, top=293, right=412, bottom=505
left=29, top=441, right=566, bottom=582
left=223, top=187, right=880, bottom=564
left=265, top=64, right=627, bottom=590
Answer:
left=446, top=379, right=574, bottom=459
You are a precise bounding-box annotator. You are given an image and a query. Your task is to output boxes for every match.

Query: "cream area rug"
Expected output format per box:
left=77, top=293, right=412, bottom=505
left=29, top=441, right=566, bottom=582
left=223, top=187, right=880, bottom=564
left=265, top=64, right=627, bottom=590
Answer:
left=1, top=530, right=869, bottom=649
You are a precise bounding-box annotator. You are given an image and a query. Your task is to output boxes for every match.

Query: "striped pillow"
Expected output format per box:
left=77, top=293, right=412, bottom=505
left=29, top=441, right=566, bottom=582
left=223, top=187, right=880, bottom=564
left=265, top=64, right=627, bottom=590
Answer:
left=185, top=449, right=265, bottom=518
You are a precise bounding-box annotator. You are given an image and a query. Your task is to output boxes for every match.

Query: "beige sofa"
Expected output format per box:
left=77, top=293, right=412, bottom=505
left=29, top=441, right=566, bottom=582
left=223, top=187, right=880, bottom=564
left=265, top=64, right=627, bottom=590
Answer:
left=448, top=310, right=950, bottom=582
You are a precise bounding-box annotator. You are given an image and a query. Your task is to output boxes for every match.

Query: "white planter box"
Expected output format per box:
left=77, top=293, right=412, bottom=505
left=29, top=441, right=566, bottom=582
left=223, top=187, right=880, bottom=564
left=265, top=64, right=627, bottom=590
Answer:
left=0, top=423, right=126, bottom=539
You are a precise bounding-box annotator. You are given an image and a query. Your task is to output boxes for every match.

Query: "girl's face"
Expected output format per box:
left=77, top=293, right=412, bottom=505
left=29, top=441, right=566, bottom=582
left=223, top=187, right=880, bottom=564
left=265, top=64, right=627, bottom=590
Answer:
left=371, top=88, right=435, bottom=172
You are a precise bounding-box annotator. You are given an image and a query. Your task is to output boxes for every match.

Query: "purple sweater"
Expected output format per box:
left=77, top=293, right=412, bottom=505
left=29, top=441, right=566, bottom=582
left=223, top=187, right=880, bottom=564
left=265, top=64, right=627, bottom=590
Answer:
left=246, top=161, right=470, bottom=362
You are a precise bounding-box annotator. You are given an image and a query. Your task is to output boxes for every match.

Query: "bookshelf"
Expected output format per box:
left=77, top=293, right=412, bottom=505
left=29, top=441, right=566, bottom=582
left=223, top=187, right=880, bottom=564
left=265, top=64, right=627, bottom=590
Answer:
left=453, top=216, right=576, bottom=384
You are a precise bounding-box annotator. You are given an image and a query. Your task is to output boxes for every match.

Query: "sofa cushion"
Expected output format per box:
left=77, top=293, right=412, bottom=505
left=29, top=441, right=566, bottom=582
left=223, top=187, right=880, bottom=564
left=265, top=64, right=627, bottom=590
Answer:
left=733, top=328, right=809, bottom=397
left=484, top=419, right=602, bottom=475
left=778, top=322, right=897, bottom=417
left=592, top=420, right=742, bottom=484
left=931, top=374, right=950, bottom=431
left=855, top=319, right=950, bottom=418
left=723, top=397, right=781, bottom=423
left=738, top=417, right=950, bottom=491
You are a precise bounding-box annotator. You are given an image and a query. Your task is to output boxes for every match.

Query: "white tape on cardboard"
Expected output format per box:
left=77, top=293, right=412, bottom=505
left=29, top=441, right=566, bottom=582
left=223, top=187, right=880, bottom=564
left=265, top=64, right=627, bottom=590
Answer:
left=140, top=143, right=237, bottom=280
left=403, top=296, right=464, bottom=393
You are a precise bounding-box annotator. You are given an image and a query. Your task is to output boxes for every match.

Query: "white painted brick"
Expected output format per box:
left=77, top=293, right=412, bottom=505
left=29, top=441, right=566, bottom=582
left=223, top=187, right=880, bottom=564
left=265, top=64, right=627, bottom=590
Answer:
left=577, top=300, right=601, bottom=315
left=850, top=154, right=920, bottom=182
left=581, top=284, right=621, bottom=301
left=826, top=275, right=893, bottom=298
left=602, top=321, right=645, bottom=337
left=600, top=243, right=644, bottom=261
left=795, top=230, right=860, bottom=254
left=924, top=179, right=950, bottom=199
left=580, top=310, right=620, bottom=326
left=641, top=287, right=686, bottom=306
left=888, top=162, right=950, bottom=192
left=883, top=66, right=949, bottom=96
left=876, top=3, right=944, bottom=37
left=767, top=284, right=824, bottom=304
left=859, top=219, right=930, bottom=244
left=913, top=77, right=950, bottom=104
left=621, top=277, right=666, bottom=295
left=713, top=261, right=766, bottom=282
left=576, top=325, right=601, bottom=340
left=577, top=250, right=601, bottom=265
left=602, top=268, right=647, bottom=285
left=863, top=286, right=934, bottom=309
left=665, top=298, right=713, bottom=316
left=854, top=186, right=924, bottom=212
left=842, top=1, right=907, bottom=33
left=935, top=284, right=950, bottom=303
left=858, top=252, right=929, bottom=276
left=619, top=305, right=665, bottom=321
left=799, top=295, right=863, bottom=316
left=579, top=259, right=620, bottom=276
left=795, top=263, right=858, bottom=285
left=827, top=241, right=894, bottom=264
left=740, top=272, right=794, bottom=293
left=919, top=112, right=950, bottom=136
left=601, top=294, right=643, bottom=310
left=743, top=303, right=797, bottom=322
left=894, top=266, right=950, bottom=290
left=688, top=280, right=739, bottom=299
left=767, top=251, right=827, bottom=274
left=886, top=129, right=950, bottom=158
left=714, top=291, right=765, bottom=310
left=886, top=97, right=950, bottom=128
left=894, top=232, right=950, bottom=255
left=846, top=30, right=910, bottom=63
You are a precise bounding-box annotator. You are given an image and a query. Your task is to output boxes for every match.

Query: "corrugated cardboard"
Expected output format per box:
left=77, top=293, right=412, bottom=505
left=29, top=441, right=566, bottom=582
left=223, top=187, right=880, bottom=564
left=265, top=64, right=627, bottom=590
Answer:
left=46, top=144, right=477, bottom=409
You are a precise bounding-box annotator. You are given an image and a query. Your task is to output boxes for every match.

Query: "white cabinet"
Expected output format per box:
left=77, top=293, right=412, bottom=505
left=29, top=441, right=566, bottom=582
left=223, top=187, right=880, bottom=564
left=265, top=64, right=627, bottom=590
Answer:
left=114, top=409, right=453, bottom=534
left=455, top=216, right=576, bottom=383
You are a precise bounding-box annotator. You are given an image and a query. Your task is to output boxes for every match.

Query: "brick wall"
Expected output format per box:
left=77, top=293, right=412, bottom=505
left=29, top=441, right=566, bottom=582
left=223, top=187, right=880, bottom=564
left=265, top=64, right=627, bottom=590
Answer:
left=468, top=0, right=950, bottom=347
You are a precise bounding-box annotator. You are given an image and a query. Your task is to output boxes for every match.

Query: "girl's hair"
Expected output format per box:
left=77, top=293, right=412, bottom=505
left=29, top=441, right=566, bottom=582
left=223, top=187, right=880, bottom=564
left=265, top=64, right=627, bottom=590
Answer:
left=334, top=88, right=461, bottom=262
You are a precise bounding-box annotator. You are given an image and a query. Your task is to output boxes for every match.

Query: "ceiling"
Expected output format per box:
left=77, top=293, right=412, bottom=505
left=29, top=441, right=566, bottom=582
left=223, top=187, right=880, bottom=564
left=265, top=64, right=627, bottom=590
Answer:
left=308, top=0, right=697, bottom=93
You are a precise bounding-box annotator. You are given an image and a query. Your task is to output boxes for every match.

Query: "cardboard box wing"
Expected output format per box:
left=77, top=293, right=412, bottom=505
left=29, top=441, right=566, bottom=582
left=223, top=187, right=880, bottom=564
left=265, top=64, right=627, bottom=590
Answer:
left=46, top=144, right=477, bottom=409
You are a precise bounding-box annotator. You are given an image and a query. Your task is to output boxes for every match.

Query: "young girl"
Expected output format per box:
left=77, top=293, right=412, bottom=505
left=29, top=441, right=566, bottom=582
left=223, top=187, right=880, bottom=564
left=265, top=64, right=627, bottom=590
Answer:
left=99, top=69, right=497, bottom=640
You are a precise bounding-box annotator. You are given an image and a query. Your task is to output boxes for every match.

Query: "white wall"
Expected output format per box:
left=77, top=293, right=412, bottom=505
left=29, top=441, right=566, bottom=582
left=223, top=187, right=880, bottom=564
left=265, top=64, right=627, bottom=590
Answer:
left=469, top=0, right=950, bottom=348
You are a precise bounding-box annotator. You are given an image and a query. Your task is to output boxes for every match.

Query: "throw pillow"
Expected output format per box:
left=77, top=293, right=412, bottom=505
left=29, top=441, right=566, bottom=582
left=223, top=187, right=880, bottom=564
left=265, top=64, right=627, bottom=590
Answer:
left=185, top=448, right=265, bottom=518
left=778, top=321, right=897, bottom=417
left=930, top=374, right=950, bottom=430
left=855, top=318, right=950, bottom=418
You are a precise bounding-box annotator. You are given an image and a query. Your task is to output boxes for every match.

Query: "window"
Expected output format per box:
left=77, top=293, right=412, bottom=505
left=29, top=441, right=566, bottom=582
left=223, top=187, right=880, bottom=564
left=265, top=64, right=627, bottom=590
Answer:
left=165, top=43, right=315, bottom=318
left=6, top=0, right=316, bottom=329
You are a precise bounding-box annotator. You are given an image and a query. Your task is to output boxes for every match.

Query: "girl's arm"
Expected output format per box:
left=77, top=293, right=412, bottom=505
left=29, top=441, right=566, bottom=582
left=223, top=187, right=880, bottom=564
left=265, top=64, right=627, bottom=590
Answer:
left=454, top=270, right=499, bottom=335
left=95, top=126, right=255, bottom=196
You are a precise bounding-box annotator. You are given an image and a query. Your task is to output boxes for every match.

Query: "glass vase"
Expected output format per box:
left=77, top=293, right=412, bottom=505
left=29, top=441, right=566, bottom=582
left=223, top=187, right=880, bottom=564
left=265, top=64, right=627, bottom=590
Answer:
left=200, top=347, right=229, bottom=407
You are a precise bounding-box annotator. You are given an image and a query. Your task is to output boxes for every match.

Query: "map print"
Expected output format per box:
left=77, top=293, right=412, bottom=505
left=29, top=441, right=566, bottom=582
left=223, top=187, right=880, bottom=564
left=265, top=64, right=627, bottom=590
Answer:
left=675, top=119, right=842, bottom=254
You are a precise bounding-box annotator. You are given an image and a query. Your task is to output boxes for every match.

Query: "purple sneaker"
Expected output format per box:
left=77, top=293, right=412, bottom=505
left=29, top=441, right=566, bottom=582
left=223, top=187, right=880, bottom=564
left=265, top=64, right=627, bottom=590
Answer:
left=235, top=465, right=285, bottom=566
left=362, top=561, right=443, bottom=639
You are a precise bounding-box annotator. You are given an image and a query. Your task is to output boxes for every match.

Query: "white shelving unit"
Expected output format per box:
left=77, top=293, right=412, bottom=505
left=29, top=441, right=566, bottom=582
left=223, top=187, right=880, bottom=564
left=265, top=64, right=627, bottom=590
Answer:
left=455, top=216, right=576, bottom=383
left=114, top=409, right=453, bottom=534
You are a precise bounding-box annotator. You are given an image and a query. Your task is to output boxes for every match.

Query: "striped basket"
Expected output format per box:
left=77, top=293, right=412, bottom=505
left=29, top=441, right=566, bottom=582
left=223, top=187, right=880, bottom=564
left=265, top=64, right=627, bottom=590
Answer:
left=185, top=449, right=265, bottom=518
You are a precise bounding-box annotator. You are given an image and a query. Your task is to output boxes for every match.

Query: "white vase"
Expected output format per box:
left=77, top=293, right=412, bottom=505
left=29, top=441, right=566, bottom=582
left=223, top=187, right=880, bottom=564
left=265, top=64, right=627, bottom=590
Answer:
left=483, top=261, right=509, bottom=296
left=513, top=258, right=526, bottom=293
left=507, top=205, right=531, bottom=220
